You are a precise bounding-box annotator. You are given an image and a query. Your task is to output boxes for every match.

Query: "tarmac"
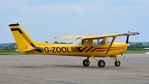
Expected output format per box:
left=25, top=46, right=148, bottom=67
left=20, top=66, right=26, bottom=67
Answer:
left=0, top=54, right=149, bottom=84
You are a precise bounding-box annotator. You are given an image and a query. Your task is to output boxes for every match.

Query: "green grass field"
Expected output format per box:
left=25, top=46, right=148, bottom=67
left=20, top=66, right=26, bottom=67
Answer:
left=126, top=51, right=148, bottom=54
left=127, top=48, right=149, bottom=54
left=0, top=50, right=20, bottom=55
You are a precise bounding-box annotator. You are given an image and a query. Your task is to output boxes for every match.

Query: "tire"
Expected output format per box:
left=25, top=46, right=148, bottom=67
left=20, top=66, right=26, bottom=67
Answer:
left=98, top=60, right=105, bottom=67
left=83, top=59, right=90, bottom=67
left=115, top=60, right=121, bottom=67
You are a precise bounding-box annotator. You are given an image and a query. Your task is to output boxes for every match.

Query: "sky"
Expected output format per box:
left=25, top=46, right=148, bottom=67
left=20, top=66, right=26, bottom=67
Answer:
left=0, top=0, right=149, bottom=43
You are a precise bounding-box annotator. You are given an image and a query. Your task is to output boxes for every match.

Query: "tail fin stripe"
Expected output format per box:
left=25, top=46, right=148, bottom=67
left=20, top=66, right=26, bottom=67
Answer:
left=9, top=23, right=19, bottom=26
left=9, top=23, right=43, bottom=53
left=11, top=28, right=36, bottom=47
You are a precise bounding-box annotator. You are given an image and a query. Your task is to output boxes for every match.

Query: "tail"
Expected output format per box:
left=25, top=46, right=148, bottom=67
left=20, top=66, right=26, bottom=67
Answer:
left=9, top=23, right=36, bottom=53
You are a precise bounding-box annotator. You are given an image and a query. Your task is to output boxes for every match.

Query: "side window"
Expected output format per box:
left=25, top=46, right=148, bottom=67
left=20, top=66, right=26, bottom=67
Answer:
left=81, top=40, right=86, bottom=44
left=93, top=39, right=105, bottom=46
left=81, top=40, right=92, bottom=45
left=93, top=39, right=98, bottom=45
left=99, top=39, right=105, bottom=45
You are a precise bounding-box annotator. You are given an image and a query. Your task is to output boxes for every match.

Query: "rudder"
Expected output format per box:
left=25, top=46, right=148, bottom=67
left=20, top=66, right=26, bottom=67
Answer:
left=9, top=23, right=35, bottom=52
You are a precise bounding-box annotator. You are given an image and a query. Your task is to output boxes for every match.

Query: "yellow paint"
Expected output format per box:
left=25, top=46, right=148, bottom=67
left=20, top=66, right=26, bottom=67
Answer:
left=9, top=23, right=138, bottom=58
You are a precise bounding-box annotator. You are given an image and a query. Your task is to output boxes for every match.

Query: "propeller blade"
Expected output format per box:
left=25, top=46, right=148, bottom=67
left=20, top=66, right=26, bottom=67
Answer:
left=126, top=35, right=129, bottom=44
left=126, top=31, right=130, bottom=44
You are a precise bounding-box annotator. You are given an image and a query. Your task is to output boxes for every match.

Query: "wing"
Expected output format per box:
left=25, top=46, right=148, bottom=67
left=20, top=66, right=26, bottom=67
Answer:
left=56, top=32, right=139, bottom=40
left=56, top=32, right=139, bottom=55
left=55, top=35, right=89, bottom=40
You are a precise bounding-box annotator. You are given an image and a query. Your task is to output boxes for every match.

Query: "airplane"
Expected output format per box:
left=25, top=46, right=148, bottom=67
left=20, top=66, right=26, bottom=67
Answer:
left=9, top=23, right=139, bottom=67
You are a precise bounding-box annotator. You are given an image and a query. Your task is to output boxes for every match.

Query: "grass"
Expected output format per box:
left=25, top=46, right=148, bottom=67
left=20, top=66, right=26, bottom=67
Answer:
left=126, top=48, right=149, bottom=54
left=0, top=50, right=20, bottom=55
left=126, top=51, right=147, bottom=54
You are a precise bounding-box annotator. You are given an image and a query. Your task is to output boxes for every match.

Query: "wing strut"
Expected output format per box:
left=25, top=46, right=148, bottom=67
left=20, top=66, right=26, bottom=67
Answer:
left=106, top=37, right=116, bottom=54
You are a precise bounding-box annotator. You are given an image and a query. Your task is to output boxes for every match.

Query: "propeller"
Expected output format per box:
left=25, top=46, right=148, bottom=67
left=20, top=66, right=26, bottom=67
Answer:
left=124, top=31, right=131, bottom=60
left=126, top=31, right=130, bottom=44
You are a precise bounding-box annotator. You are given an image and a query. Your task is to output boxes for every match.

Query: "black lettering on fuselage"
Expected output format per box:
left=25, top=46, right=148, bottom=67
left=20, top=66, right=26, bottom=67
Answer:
left=44, top=47, right=50, bottom=53
left=44, top=47, right=71, bottom=54
left=62, top=47, right=66, bottom=53
left=52, top=47, right=56, bottom=53
left=56, top=47, right=61, bottom=53
left=66, top=47, right=71, bottom=53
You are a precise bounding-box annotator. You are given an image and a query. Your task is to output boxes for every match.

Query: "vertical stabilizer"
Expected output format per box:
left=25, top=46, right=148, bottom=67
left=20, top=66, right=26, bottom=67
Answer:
left=9, top=23, right=35, bottom=52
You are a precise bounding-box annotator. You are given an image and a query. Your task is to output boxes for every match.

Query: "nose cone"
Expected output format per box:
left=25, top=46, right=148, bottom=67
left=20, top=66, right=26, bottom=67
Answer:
left=122, top=43, right=128, bottom=51
left=117, top=42, right=128, bottom=53
left=106, top=42, right=128, bottom=56
left=113, top=42, right=128, bottom=54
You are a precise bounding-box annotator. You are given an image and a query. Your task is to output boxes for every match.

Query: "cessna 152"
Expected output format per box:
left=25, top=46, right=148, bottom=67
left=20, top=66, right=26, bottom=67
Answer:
left=9, top=23, right=139, bottom=67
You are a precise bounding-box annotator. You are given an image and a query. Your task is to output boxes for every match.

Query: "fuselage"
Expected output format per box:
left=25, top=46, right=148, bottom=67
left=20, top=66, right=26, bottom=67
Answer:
left=9, top=23, right=129, bottom=58
left=29, top=42, right=128, bottom=57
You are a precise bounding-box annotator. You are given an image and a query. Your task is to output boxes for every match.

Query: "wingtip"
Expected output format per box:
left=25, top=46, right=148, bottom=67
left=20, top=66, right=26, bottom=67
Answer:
left=136, top=32, right=140, bottom=35
left=132, top=32, right=140, bottom=35
left=127, top=32, right=140, bottom=35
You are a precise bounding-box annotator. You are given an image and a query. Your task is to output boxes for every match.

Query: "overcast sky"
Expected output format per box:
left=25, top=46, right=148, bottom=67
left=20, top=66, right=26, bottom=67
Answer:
left=0, top=0, right=149, bottom=43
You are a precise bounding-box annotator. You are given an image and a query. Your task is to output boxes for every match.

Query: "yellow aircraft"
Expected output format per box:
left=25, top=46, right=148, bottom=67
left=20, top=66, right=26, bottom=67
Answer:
left=9, top=23, right=139, bottom=67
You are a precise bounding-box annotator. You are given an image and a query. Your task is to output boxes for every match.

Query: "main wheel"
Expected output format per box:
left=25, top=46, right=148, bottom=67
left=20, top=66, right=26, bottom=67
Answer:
left=115, top=60, right=121, bottom=67
left=83, top=59, right=90, bottom=67
left=98, top=60, right=105, bottom=67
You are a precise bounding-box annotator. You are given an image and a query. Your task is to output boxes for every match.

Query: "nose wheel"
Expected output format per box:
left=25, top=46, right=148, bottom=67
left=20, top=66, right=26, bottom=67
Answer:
left=115, top=60, right=121, bottom=67
left=114, top=57, right=121, bottom=67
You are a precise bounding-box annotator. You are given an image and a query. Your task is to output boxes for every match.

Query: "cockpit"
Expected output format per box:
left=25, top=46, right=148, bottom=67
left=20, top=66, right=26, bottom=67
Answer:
left=81, top=38, right=108, bottom=46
